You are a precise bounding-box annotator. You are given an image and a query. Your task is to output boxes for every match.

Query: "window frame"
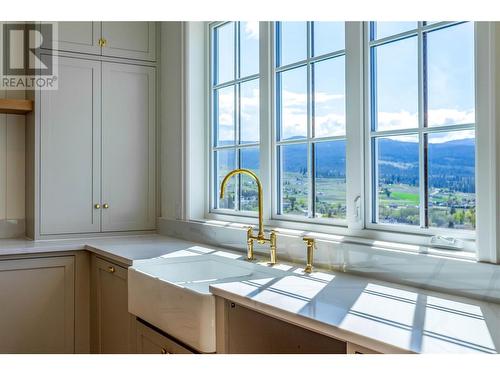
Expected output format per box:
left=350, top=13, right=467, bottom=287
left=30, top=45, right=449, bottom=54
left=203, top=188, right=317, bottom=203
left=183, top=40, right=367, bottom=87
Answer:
left=271, top=21, right=348, bottom=227
left=208, top=21, right=261, bottom=218
left=364, top=21, right=476, bottom=241
left=204, top=21, right=490, bottom=255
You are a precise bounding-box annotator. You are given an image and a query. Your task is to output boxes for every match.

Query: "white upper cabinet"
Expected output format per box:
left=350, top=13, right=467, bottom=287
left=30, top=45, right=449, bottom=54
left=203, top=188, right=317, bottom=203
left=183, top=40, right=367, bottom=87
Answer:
left=40, top=56, right=101, bottom=235
left=41, top=22, right=156, bottom=61
left=101, top=62, right=156, bottom=232
left=46, top=22, right=102, bottom=55
left=101, top=22, right=156, bottom=61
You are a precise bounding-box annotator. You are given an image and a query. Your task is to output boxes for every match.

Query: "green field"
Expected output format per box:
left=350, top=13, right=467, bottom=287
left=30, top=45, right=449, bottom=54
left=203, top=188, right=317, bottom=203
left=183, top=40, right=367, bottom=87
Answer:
left=220, top=170, right=476, bottom=229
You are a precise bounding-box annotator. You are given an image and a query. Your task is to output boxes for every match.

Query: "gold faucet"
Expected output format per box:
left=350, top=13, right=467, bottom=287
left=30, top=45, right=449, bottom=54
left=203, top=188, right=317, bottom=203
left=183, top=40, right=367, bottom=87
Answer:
left=302, top=237, right=315, bottom=273
left=220, top=169, right=277, bottom=264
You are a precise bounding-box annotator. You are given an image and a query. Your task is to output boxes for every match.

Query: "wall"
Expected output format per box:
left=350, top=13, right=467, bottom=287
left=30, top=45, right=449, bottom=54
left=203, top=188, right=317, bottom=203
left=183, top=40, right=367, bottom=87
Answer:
left=0, top=22, right=26, bottom=238
left=0, top=90, right=26, bottom=239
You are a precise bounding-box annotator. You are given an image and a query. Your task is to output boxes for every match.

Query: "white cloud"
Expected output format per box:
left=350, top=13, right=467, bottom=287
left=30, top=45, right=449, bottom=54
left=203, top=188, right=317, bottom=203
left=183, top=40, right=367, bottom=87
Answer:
left=244, top=22, right=259, bottom=40
left=427, top=108, right=475, bottom=127
left=377, top=110, right=418, bottom=131
left=216, top=86, right=474, bottom=144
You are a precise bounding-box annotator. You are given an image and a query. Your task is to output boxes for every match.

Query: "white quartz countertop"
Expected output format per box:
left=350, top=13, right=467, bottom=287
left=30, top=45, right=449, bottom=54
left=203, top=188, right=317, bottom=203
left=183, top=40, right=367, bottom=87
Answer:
left=210, top=263, right=500, bottom=354
left=1, top=234, right=500, bottom=354
left=0, top=234, right=201, bottom=266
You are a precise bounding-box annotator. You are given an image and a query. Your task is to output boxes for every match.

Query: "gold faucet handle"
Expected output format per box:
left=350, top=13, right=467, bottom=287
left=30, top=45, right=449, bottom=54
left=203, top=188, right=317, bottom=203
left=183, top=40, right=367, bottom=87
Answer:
left=303, top=237, right=315, bottom=247
left=302, top=237, right=315, bottom=273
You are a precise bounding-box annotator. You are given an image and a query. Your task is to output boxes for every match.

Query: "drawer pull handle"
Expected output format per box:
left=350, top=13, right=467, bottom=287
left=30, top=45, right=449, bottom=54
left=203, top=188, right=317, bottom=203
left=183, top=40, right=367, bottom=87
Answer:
left=107, top=266, right=115, bottom=273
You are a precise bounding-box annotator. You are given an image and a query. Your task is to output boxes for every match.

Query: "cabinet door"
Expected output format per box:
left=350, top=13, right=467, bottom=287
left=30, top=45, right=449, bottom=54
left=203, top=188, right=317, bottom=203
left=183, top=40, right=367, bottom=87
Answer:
left=40, top=56, right=101, bottom=235
left=136, top=321, right=193, bottom=354
left=0, top=256, right=75, bottom=353
left=101, top=22, right=156, bottom=61
left=42, top=22, right=102, bottom=55
left=101, top=62, right=156, bottom=232
left=90, top=256, right=135, bottom=353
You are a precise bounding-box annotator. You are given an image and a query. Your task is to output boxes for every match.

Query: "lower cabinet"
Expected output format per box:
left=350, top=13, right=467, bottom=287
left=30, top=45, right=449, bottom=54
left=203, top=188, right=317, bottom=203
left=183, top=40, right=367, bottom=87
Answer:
left=90, top=254, right=136, bottom=353
left=136, top=320, right=193, bottom=354
left=347, top=342, right=380, bottom=354
left=221, top=301, right=346, bottom=354
left=0, top=256, right=75, bottom=353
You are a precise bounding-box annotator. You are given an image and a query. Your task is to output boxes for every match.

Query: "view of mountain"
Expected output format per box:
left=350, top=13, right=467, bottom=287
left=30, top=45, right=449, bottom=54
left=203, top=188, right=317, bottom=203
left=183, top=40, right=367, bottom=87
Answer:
left=238, top=137, right=475, bottom=193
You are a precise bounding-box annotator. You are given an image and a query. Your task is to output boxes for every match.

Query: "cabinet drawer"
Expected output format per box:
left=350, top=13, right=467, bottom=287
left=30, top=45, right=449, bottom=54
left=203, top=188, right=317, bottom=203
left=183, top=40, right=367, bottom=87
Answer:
left=136, top=320, right=193, bottom=354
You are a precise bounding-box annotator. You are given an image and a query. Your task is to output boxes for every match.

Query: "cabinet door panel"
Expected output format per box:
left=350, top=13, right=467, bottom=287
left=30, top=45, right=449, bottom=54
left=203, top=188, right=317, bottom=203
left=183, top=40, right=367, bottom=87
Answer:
left=40, top=56, right=101, bottom=234
left=101, top=62, right=156, bottom=232
left=0, top=257, right=75, bottom=353
left=136, top=321, right=193, bottom=354
left=101, top=22, right=156, bottom=61
left=91, top=256, right=135, bottom=353
left=42, top=22, right=102, bottom=55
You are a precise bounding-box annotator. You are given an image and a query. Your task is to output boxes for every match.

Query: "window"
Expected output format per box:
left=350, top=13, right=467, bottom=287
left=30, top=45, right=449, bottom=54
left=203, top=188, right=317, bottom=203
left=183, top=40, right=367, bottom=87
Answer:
left=207, top=21, right=480, bottom=246
left=210, top=22, right=260, bottom=212
left=274, top=22, right=347, bottom=221
left=367, top=22, right=476, bottom=232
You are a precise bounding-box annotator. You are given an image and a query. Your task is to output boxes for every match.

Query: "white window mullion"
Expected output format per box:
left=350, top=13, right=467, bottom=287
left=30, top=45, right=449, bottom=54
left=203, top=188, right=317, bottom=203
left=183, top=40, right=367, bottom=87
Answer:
left=346, top=21, right=365, bottom=231
left=259, top=21, right=273, bottom=225
left=417, top=23, right=427, bottom=228
left=475, top=22, right=499, bottom=263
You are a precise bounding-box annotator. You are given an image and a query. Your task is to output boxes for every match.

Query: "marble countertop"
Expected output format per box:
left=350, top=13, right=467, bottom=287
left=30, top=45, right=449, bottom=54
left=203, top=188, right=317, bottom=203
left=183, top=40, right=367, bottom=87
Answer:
left=0, top=234, right=199, bottom=266
left=1, top=234, right=500, bottom=354
left=210, top=262, right=500, bottom=354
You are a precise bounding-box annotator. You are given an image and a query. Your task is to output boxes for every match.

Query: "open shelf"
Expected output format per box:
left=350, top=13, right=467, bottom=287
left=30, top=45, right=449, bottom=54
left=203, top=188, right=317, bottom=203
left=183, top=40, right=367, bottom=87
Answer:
left=0, top=98, right=34, bottom=115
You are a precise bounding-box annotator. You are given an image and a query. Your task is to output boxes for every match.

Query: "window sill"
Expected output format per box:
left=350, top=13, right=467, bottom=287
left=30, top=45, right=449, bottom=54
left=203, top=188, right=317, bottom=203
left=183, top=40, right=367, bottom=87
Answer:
left=203, top=211, right=477, bottom=256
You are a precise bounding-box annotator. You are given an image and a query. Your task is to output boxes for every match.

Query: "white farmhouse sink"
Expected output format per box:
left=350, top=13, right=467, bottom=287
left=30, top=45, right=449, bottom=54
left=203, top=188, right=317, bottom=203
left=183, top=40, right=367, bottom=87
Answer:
left=128, top=253, right=282, bottom=353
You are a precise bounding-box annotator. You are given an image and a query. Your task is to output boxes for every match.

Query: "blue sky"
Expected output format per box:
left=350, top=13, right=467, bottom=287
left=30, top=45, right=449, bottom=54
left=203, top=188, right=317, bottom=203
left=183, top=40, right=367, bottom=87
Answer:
left=214, top=21, right=475, bottom=146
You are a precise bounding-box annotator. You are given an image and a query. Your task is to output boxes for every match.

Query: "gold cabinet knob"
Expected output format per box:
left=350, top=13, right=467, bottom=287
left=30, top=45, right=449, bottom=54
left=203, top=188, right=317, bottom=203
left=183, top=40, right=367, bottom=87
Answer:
left=98, top=38, right=107, bottom=47
left=94, top=204, right=100, bottom=209
left=103, top=203, right=109, bottom=209
left=107, top=266, right=115, bottom=273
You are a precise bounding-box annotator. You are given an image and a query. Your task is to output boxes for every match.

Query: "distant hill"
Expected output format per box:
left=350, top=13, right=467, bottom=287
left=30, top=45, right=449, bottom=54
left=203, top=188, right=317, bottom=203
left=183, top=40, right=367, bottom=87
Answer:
left=238, top=137, right=475, bottom=193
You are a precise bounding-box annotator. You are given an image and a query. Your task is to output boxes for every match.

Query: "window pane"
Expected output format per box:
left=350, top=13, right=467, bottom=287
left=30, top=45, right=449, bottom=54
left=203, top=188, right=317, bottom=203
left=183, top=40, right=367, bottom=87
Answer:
left=314, top=141, right=346, bottom=219
left=278, top=22, right=307, bottom=67
left=215, top=22, right=235, bottom=84
left=313, top=57, right=345, bottom=137
left=371, top=22, right=418, bottom=40
left=313, top=22, right=345, bottom=56
left=428, top=130, right=475, bottom=229
left=278, top=66, right=308, bottom=140
left=372, top=37, right=418, bottom=131
left=240, top=147, right=260, bottom=211
left=427, top=22, right=475, bottom=127
left=375, top=135, right=420, bottom=226
left=216, top=150, right=236, bottom=209
left=215, top=85, right=235, bottom=146
left=240, top=22, right=259, bottom=78
left=280, top=143, right=308, bottom=216
left=240, top=79, right=259, bottom=144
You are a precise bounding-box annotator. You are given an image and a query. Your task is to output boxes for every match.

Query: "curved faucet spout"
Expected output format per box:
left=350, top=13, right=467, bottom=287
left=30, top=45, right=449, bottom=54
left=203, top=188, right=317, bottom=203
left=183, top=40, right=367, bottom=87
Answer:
left=219, top=168, right=264, bottom=239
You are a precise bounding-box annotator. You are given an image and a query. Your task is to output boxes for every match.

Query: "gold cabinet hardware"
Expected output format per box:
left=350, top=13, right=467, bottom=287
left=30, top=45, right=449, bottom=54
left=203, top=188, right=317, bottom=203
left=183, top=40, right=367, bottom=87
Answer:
left=103, top=203, right=109, bottom=209
left=303, top=237, right=315, bottom=273
left=107, top=266, right=115, bottom=273
left=220, top=169, right=278, bottom=264
left=94, top=204, right=101, bottom=209
left=98, top=38, right=107, bottom=47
